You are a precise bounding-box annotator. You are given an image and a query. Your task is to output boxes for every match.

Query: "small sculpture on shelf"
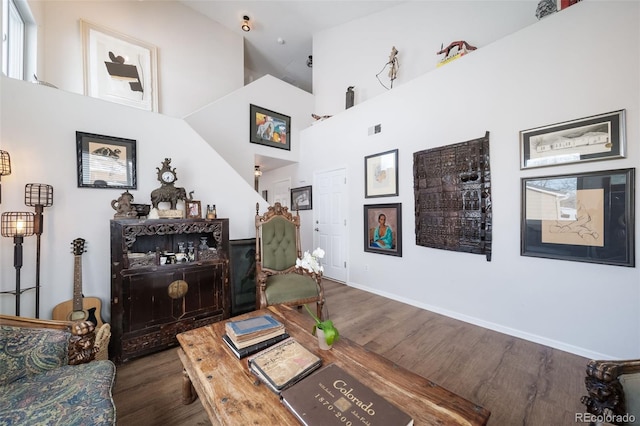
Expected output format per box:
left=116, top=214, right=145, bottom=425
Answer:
left=111, top=191, right=138, bottom=218
left=436, top=40, right=477, bottom=67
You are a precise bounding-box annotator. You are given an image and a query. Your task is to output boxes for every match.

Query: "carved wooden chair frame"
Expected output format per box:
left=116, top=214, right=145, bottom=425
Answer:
left=581, top=358, right=640, bottom=424
left=255, top=202, right=325, bottom=319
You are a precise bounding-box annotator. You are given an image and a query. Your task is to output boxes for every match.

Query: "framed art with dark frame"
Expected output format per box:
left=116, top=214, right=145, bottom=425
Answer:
left=249, top=104, right=291, bottom=150
left=81, top=19, right=158, bottom=112
left=521, top=168, right=634, bottom=267
left=364, top=203, right=402, bottom=257
left=76, top=131, right=137, bottom=189
left=291, top=185, right=312, bottom=210
left=520, top=110, right=626, bottom=169
left=365, top=149, right=398, bottom=197
left=229, top=238, right=257, bottom=315
left=186, top=200, right=202, bottom=219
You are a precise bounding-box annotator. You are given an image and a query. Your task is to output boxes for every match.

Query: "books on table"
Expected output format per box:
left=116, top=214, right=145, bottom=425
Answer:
left=280, top=363, right=414, bottom=426
left=222, top=332, right=290, bottom=359
left=225, top=314, right=286, bottom=349
left=248, top=337, right=322, bottom=394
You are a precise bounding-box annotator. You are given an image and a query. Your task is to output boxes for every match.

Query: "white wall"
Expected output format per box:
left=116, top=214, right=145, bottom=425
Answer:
left=313, top=1, right=537, bottom=115
left=0, top=76, right=264, bottom=322
left=283, top=1, right=639, bottom=359
left=31, top=0, right=244, bottom=118
left=184, top=74, right=314, bottom=188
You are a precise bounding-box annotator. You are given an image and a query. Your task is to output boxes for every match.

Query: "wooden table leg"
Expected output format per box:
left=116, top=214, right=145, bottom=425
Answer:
left=182, top=367, right=197, bottom=405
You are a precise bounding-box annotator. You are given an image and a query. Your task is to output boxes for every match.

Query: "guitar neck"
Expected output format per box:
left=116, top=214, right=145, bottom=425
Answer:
left=73, top=255, right=83, bottom=312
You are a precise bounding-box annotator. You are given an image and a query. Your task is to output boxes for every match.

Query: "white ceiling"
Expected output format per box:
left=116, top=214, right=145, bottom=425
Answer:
left=180, top=1, right=403, bottom=94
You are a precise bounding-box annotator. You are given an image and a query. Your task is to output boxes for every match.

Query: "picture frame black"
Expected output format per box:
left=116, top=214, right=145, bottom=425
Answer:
left=520, top=110, right=626, bottom=169
left=291, top=185, right=312, bottom=210
left=365, top=149, right=398, bottom=198
left=229, top=238, right=257, bottom=315
left=249, top=104, right=291, bottom=151
left=521, top=168, right=634, bottom=267
left=76, top=131, right=137, bottom=189
left=364, top=203, right=402, bottom=257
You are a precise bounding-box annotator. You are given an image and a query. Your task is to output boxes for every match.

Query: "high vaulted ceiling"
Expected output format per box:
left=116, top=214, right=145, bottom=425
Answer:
left=180, top=1, right=403, bottom=94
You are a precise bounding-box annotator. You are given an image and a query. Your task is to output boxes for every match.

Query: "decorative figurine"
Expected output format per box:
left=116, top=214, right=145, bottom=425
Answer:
left=345, top=86, right=355, bottom=109
left=111, top=191, right=138, bottom=218
left=150, top=158, right=187, bottom=218
left=436, top=40, right=477, bottom=67
left=376, top=46, right=399, bottom=90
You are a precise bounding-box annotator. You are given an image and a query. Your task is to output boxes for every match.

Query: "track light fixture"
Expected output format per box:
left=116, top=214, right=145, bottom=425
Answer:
left=241, top=15, right=251, bottom=32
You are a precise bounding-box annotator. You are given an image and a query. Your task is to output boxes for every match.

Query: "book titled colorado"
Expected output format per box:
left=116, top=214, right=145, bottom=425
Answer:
left=280, top=363, right=413, bottom=426
left=248, top=338, right=322, bottom=394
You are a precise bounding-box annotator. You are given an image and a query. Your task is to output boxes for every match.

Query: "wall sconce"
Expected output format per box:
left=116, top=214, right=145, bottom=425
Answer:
left=306, top=55, right=313, bottom=68
left=254, top=165, right=262, bottom=191
left=1, top=211, right=35, bottom=316
left=241, top=15, right=251, bottom=32
left=0, top=150, right=11, bottom=204
left=25, top=183, right=54, bottom=318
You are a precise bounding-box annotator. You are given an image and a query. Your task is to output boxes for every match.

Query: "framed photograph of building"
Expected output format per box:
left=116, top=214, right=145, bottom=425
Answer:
left=76, top=131, right=137, bottom=189
left=365, top=149, right=398, bottom=197
left=249, top=104, right=291, bottom=150
left=521, top=168, right=634, bottom=267
left=291, top=186, right=312, bottom=210
left=520, top=110, right=626, bottom=169
left=364, top=203, right=402, bottom=257
left=81, top=20, right=158, bottom=112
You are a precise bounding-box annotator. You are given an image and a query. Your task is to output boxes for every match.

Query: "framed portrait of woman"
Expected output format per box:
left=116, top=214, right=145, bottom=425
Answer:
left=363, top=203, right=402, bottom=256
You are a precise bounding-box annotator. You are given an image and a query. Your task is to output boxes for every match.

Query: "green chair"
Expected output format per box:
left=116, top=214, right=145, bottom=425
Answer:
left=255, top=202, right=324, bottom=319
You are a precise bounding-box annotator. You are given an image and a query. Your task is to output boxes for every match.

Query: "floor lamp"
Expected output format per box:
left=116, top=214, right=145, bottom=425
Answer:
left=25, top=183, right=54, bottom=318
left=1, top=212, right=35, bottom=316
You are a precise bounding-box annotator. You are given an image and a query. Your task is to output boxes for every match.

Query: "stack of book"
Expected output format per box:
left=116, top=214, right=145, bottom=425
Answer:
left=248, top=337, right=322, bottom=394
left=223, top=314, right=289, bottom=359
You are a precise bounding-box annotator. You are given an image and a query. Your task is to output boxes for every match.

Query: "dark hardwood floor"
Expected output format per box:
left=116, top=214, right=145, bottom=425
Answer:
left=113, top=279, right=589, bottom=425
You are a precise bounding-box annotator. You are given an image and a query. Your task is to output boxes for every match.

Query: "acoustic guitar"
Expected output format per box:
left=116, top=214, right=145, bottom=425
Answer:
left=52, top=238, right=104, bottom=327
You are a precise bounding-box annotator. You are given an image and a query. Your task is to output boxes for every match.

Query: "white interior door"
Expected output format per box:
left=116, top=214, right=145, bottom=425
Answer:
left=313, top=168, right=347, bottom=282
left=273, top=178, right=291, bottom=208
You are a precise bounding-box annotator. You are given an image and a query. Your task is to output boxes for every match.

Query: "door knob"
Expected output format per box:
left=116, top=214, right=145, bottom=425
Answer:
left=314, top=227, right=319, bottom=232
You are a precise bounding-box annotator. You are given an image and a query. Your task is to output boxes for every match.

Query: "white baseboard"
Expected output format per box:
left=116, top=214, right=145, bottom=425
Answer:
left=345, top=281, right=616, bottom=360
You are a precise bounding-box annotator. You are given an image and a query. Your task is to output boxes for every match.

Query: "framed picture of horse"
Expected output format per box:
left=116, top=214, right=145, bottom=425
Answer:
left=249, top=104, right=291, bottom=151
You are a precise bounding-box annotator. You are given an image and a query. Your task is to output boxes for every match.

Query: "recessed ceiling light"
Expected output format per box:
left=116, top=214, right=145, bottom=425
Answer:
left=241, top=15, right=251, bottom=32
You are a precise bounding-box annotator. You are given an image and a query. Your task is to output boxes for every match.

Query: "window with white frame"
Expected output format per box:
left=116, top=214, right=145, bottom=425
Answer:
left=2, top=0, right=34, bottom=80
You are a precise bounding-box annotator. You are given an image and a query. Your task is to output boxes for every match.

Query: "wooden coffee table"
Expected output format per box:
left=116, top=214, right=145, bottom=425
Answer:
left=177, top=305, right=490, bottom=425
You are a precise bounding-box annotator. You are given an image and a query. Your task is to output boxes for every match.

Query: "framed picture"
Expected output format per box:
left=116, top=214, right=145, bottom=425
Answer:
left=81, top=20, right=158, bottom=112
left=186, top=200, right=202, bottom=219
left=229, top=238, right=257, bottom=315
left=76, top=131, right=137, bottom=189
left=520, top=110, right=626, bottom=169
left=249, top=104, right=291, bottom=150
left=364, top=203, right=402, bottom=257
left=365, top=149, right=398, bottom=197
left=521, top=168, right=634, bottom=267
left=261, top=190, right=268, bottom=202
left=291, top=186, right=312, bottom=210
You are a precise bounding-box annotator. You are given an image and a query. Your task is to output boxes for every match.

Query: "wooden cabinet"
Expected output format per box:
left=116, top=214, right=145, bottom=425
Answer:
left=110, top=218, right=230, bottom=363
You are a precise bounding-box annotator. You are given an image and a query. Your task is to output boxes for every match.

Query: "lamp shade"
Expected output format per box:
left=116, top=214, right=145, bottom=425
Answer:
left=1, top=212, right=35, bottom=237
left=25, top=183, right=54, bottom=207
left=0, top=150, right=10, bottom=177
